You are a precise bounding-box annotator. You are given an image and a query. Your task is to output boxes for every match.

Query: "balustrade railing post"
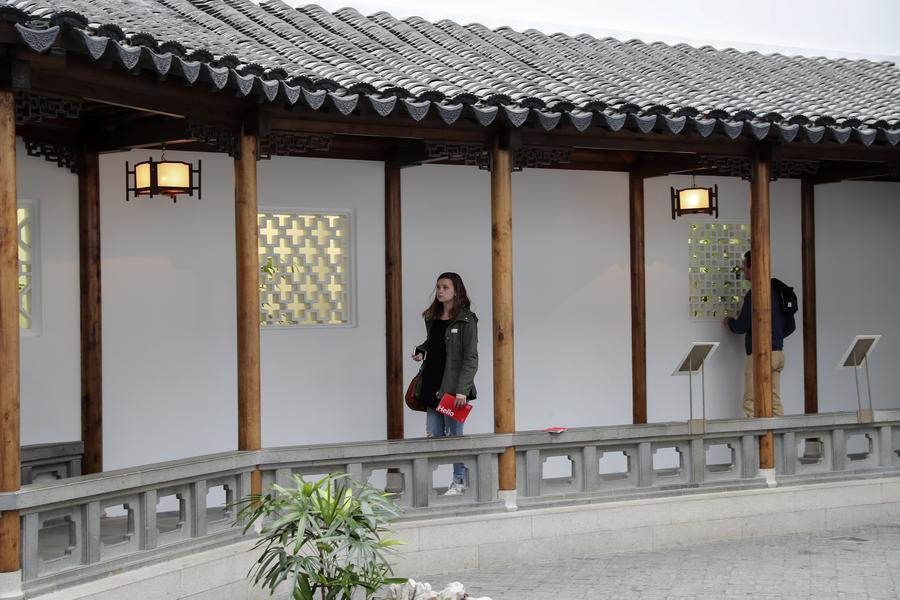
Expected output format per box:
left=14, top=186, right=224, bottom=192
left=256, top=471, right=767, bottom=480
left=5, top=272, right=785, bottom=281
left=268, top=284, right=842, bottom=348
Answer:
left=741, top=435, right=758, bottom=479
left=20, top=513, right=39, bottom=582
left=831, top=429, right=847, bottom=471
left=878, top=426, right=893, bottom=467
left=582, top=446, right=599, bottom=492
left=690, top=438, right=705, bottom=484
left=476, top=453, right=493, bottom=502
left=274, top=468, right=292, bottom=489
left=190, top=480, right=207, bottom=538
left=140, top=490, right=158, bottom=551
left=411, top=458, right=429, bottom=508
left=637, top=442, right=652, bottom=487
left=83, top=501, right=101, bottom=565
left=781, top=432, right=796, bottom=475
left=524, top=450, right=541, bottom=497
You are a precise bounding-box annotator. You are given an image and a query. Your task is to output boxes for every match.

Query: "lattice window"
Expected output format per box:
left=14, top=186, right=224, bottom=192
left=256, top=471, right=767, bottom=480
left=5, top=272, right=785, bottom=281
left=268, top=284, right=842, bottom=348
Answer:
left=258, top=210, right=353, bottom=327
left=688, top=222, right=750, bottom=320
left=17, top=201, right=40, bottom=331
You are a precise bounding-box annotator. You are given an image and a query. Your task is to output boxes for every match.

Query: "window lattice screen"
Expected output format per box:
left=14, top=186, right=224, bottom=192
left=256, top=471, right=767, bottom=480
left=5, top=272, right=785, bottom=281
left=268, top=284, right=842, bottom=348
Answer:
left=258, top=210, right=352, bottom=327
left=17, top=204, right=36, bottom=330
left=688, top=222, right=751, bottom=320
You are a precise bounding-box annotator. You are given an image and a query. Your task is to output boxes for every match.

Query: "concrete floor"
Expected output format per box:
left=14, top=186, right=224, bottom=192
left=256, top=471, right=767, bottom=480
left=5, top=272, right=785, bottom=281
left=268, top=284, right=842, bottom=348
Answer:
left=420, top=525, right=900, bottom=600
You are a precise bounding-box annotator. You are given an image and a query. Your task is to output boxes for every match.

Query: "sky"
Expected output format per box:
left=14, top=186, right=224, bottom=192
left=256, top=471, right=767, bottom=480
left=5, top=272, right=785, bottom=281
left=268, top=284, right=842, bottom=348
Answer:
left=284, top=0, right=900, bottom=62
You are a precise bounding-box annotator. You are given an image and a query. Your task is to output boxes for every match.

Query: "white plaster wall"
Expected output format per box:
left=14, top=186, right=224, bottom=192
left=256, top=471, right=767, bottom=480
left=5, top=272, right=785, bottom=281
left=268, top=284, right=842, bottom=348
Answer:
left=17, top=150, right=900, bottom=468
left=645, top=175, right=804, bottom=422
left=257, top=157, right=386, bottom=447
left=816, top=181, right=900, bottom=412
left=98, top=149, right=238, bottom=469
left=401, top=165, right=494, bottom=436
left=17, top=141, right=80, bottom=445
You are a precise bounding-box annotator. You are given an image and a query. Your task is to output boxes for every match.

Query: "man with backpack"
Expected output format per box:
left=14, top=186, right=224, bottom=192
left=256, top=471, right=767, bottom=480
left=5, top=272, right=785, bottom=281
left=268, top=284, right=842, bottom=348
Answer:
left=722, top=250, right=798, bottom=417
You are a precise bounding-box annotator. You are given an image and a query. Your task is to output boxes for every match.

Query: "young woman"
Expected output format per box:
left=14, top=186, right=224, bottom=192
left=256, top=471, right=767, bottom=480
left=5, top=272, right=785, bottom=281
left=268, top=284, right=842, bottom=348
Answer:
left=413, top=272, right=478, bottom=496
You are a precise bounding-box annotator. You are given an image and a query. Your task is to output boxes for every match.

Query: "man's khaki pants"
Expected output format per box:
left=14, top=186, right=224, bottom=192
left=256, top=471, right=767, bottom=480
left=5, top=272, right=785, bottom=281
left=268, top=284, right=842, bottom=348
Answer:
left=742, top=351, right=785, bottom=417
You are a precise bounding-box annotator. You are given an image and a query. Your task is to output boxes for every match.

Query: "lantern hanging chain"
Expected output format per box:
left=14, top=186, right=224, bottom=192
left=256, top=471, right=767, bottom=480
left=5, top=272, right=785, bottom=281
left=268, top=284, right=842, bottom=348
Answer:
left=160, top=144, right=167, bottom=163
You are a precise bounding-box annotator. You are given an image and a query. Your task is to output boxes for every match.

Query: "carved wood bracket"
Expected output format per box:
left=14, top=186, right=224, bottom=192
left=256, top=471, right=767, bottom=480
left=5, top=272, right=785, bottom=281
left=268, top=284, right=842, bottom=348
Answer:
left=187, top=121, right=240, bottom=158
left=424, top=142, right=572, bottom=172
left=23, top=139, right=78, bottom=173
left=700, top=154, right=820, bottom=181
left=15, top=91, right=81, bottom=124
left=259, top=133, right=332, bottom=160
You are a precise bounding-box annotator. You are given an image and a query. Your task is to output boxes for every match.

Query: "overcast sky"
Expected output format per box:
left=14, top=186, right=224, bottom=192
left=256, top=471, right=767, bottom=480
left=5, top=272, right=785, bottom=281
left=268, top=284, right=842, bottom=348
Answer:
left=286, top=0, right=900, bottom=62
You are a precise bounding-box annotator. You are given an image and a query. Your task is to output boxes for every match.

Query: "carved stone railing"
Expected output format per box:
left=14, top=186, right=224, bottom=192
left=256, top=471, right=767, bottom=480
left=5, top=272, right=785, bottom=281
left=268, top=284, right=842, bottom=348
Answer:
left=259, top=435, right=511, bottom=516
left=21, top=441, right=84, bottom=485
left=0, top=452, right=256, bottom=595
left=2, top=411, right=899, bottom=593
left=511, top=411, right=900, bottom=508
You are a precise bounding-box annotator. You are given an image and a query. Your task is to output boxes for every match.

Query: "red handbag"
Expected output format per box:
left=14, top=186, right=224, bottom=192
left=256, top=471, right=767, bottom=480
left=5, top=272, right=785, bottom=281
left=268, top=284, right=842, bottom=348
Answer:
left=404, top=372, right=426, bottom=412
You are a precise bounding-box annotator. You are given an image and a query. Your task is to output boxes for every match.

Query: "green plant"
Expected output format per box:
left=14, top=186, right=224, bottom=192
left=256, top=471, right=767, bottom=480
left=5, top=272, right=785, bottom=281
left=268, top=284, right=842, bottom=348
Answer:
left=238, top=473, right=405, bottom=600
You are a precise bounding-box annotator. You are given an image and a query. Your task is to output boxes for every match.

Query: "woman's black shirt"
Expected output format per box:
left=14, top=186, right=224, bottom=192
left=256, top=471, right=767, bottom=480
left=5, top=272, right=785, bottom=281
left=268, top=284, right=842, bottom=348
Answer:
left=420, top=318, right=449, bottom=408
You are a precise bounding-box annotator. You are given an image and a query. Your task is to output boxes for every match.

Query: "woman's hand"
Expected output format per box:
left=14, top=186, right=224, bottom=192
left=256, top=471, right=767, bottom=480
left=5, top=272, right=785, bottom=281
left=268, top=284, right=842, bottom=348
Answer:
left=454, top=394, right=468, bottom=409
left=413, top=353, right=424, bottom=362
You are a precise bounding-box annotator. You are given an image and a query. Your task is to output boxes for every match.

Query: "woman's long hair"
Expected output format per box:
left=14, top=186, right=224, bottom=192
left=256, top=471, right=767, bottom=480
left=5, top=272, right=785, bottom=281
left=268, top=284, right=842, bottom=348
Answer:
left=422, top=272, right=471, bottom=321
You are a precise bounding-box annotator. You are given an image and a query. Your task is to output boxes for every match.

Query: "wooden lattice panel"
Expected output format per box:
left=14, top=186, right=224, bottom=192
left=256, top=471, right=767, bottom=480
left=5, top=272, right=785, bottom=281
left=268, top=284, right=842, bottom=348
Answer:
left=18, top=204, right=35, bottom=329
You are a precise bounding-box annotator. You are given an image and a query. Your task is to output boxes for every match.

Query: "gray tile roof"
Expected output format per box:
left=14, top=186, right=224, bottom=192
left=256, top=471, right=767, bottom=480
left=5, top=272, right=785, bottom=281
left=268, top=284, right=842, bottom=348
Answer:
left=3, top=0, right=900, bottom=146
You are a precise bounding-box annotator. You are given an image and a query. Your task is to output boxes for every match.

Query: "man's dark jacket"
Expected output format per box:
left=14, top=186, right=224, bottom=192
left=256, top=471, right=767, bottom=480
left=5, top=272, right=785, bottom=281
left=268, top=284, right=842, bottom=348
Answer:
left=728, top=282, right=788, bottom=355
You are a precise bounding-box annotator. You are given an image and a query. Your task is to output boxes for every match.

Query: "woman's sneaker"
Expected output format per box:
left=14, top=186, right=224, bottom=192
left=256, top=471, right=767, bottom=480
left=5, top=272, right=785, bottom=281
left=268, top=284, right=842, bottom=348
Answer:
left=443, top=481, right=466, bottom=496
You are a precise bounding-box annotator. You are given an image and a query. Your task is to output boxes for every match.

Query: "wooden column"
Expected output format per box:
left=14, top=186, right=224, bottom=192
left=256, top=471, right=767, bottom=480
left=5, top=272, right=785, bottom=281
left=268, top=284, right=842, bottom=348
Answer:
left=384, top=162, right=404, bottom=440
left=750, top=148, right=774, bottom=469
left=79, top=152, right=103, bottom=474
left=0, top=90, right=21, bottom=573
left=801, top=177, right=818, bottom=414
left=491, top=138, right=516, bottom=491
left=629, top=172, right=647, bottom=424
left=235, top=127, right=261, bottom=496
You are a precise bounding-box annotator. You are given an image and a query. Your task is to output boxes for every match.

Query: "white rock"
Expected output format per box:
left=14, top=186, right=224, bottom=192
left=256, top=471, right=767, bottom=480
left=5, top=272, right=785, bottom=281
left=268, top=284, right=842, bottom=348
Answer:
left=383, top=579, right=491, bottom=600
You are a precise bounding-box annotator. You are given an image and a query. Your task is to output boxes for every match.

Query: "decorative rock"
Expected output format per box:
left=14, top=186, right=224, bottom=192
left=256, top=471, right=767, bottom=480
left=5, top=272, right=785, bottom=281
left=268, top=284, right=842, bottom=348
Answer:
left=384, top=579, right=492, bottom=600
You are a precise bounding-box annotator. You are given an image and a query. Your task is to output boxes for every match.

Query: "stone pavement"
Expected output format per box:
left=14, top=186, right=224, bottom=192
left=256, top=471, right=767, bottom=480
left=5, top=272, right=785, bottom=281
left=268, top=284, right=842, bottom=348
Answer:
left=419, top=525, right=900, bottom=600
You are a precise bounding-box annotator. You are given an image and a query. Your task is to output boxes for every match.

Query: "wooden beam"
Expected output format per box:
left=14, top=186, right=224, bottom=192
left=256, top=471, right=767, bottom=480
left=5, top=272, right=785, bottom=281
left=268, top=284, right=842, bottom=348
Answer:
left=235, top=125, right=261, bottom=496
left=385, top=162, right=404, bottom=440
left=491, top=136, right=516, bottom=491
left=0, top=90, right=21, bottom=573
left=801, top=178, right=818, bottom=414
left=28, top=54, right=242, bottom=127
left=629, top=172, right=647, bottom=424
left=750, top=147, right=774, bottom=470
left=79, top=152, right=102, bottom=474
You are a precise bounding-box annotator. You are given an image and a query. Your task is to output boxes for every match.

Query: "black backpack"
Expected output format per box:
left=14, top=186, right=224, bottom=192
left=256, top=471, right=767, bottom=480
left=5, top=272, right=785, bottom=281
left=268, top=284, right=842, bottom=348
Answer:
left=772, top=278, right=798, bottom=337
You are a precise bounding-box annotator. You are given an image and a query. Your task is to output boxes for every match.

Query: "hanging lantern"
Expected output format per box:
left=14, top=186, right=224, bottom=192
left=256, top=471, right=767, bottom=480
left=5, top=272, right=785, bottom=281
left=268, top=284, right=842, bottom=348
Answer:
left=126, top=154, right=201, bottom=203
left=671, top=180, right=718, bottom=220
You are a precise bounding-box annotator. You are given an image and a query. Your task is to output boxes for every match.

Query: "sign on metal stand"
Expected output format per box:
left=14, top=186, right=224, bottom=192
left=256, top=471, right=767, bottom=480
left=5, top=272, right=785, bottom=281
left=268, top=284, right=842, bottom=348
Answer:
left=837, top=335, right=881, bottom=424
left=672, top=342, right=720, bottom=434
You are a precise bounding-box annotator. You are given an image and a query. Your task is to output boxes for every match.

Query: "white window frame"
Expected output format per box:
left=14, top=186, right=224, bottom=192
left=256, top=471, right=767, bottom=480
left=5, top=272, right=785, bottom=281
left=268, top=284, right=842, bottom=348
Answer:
left=17, top=198, right=42, bottom=336
left=257, top=206, right=357, bottom=330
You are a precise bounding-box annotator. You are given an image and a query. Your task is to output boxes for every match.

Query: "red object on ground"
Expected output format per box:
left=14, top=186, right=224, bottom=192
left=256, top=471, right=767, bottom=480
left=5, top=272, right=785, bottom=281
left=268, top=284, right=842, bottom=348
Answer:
left=436, top=393, right=473, bottom=423
left=543, top=426, right=568, bottom=433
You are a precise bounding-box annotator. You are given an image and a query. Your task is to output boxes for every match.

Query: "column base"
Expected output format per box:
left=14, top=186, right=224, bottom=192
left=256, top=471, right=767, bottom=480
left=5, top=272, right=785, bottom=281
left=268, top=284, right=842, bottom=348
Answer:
left=759, top=468, right=778, bottom=488
left=857, top=409, right=874, bottom=424
left=688, top=419, right=706, bottom=434
left=0, top=570, right=23, bottom=600
left=498, top=489, right=517, bottom=511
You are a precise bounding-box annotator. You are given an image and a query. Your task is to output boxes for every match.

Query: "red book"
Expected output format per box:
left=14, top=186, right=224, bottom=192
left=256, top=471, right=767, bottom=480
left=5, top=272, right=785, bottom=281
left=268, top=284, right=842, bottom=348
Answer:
left=436, top=393, right=473, bottom=423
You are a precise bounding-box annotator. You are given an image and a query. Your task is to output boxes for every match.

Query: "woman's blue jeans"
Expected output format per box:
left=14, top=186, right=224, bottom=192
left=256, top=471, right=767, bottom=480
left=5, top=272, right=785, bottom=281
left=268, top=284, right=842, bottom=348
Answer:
left=425, top=407, right=467, bottom=484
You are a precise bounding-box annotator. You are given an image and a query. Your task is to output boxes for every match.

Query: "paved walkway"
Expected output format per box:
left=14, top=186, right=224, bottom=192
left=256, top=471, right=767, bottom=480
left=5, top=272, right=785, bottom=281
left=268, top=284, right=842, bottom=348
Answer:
left=420, top=526, right=900, bottom=600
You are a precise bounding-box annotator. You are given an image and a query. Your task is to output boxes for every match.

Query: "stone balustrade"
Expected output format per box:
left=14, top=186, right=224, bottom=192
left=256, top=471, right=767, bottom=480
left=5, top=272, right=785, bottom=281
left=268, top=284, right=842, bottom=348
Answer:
left=1, top=411, right=898, bottom=594
left=21, top=441, right=84, bottom=485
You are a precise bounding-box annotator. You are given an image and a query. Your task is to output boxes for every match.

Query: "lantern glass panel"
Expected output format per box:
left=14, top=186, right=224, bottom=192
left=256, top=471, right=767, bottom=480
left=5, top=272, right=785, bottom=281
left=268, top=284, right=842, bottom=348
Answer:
left=157, top=162, right=190, bottom=190
left=679, top=188, right=710, bottom=210
left=135, top=163, right=152, bottom=191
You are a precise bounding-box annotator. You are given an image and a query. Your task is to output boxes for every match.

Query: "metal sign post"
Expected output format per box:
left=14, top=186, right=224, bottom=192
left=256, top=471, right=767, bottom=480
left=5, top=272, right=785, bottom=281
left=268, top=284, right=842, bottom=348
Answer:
left=837, top=335, right=882, bottom=424
left=673, top=342, right=720, bottom=434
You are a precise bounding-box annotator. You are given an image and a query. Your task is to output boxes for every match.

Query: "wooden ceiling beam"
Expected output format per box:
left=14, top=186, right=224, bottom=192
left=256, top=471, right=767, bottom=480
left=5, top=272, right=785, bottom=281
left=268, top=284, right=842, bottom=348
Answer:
left=26, top=54, right=243, bottom=128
